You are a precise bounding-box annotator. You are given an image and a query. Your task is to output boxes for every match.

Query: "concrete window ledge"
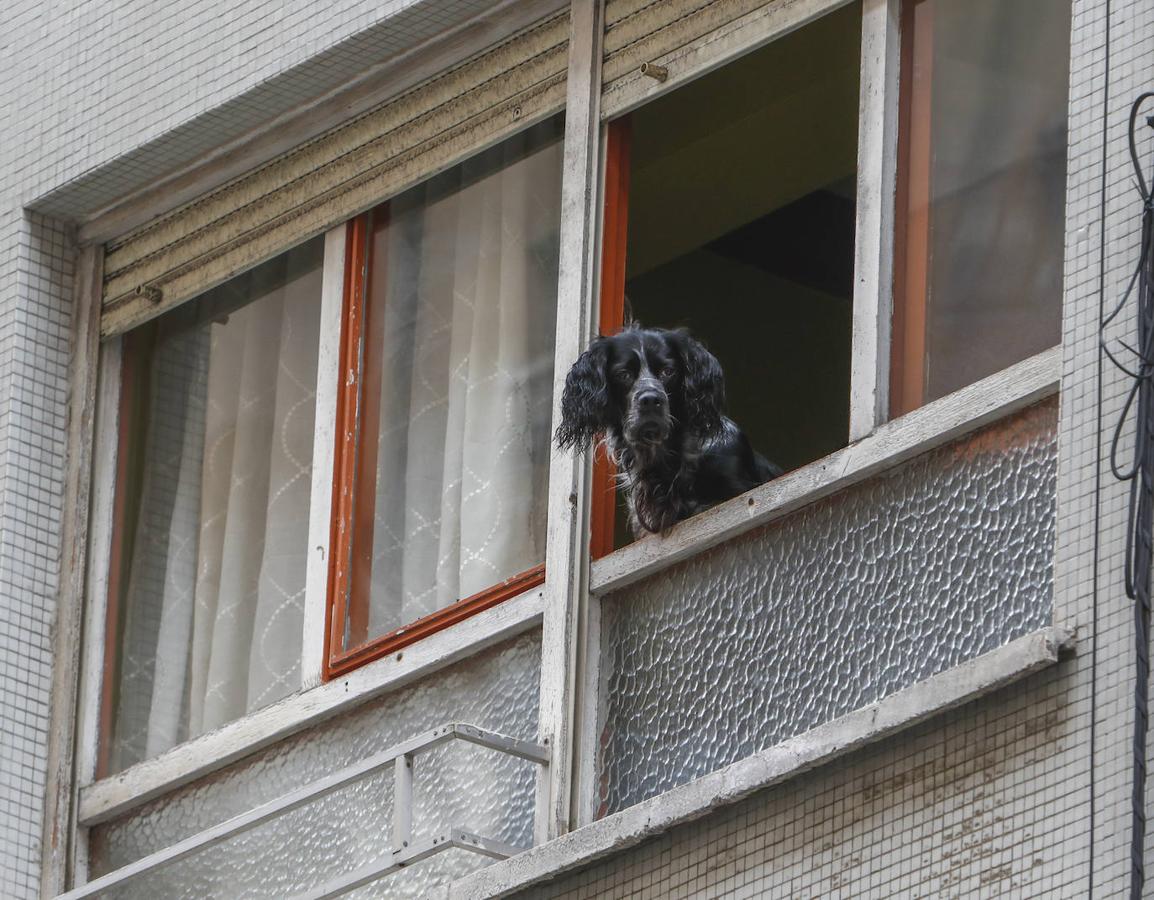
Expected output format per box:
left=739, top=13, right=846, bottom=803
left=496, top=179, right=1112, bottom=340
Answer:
left=447, top=627, right=1073, bottom=900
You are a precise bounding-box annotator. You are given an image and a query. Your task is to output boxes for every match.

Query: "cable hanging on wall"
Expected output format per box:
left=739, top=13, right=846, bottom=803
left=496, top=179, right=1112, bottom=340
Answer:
left=1100, top=90, right=1154, bottom=900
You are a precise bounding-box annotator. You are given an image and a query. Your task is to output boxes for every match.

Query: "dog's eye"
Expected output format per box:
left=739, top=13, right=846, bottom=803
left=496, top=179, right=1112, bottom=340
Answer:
left=660, top=366, right=675, bottom=380
left=615, top=369, right=634, bottom=384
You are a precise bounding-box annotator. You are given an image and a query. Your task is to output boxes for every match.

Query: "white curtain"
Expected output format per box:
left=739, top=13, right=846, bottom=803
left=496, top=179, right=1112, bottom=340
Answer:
left=112, top=248, right=321, bottom=771
left=110, top=123, right=562, bottom=770
left=366, top=127, right=562, bottom=637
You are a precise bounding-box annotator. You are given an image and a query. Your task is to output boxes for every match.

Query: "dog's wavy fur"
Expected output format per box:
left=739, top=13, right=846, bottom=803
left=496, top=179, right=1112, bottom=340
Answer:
left=556, top=325, right=780, bottom=537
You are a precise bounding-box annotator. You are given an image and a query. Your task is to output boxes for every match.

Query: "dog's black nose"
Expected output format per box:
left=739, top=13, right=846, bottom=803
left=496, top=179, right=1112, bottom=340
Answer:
left=637, top=390, right=666, bottom=412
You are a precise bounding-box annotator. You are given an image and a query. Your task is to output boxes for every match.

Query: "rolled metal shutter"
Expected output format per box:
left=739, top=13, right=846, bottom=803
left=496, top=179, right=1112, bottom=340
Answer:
left=601, top=0, right=848, bottom=118
left=101, top=10, right=569, bottom=337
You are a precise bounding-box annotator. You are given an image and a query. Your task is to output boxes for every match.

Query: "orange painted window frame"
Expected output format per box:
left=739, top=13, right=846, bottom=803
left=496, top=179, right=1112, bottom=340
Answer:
left=589, top=116, right=633, bottom=560
left=890, top=0, right=934, bottom=419
left=323, top=208, right=547, bottom=680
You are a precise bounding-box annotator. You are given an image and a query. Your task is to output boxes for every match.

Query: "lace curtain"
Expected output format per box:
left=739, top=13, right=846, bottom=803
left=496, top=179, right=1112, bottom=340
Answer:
left=109, top=241, right=323, bottom=772
left=363, top=122, right=562, bottom=639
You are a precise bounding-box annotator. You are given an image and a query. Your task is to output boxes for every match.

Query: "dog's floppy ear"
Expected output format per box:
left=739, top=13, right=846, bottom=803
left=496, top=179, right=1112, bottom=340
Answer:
left=673, top=329, right=726, bottom=438
left=556, top=337, right=613, bottom=451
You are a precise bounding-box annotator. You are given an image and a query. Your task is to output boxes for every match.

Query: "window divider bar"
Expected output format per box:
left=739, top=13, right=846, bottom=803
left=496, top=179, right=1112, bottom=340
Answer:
left=849, top=0, right=903, bottom=441
left=41, top=245, right=106, bottom=897
left=301, top=224, right=349, bottom=691
left=537, top=0, right=607, bottom=846
left=71, top=331, right=123, bottom=888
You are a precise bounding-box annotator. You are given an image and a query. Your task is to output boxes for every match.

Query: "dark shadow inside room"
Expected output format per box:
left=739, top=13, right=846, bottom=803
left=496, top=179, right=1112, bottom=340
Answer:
left=608, top=2, right=861, bottom=547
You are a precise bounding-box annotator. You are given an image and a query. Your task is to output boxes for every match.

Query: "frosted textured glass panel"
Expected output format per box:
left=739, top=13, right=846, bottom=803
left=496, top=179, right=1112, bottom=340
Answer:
left=599, top=399, right=1056, bottom=815
left=90, top=632, right=540, bottom=898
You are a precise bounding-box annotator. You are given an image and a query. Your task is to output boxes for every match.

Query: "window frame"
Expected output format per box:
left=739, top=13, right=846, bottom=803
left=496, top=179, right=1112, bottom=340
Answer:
left=322, top=198, right=555, bottom=678
left=589, top=2, right=889, bottom=548
left=887, top=0, right=1069, bottom=418
left=58, top=0, right=1068, bottom=887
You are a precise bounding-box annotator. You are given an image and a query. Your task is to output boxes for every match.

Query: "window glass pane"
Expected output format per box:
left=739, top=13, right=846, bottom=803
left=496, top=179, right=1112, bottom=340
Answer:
left=343, top=119, right=562, bottom=649
left=598, top=399, right=1057, bottom=815
left=105, top=239, right=323, bottom=774
left=892, top=0, right=1070, bottom=414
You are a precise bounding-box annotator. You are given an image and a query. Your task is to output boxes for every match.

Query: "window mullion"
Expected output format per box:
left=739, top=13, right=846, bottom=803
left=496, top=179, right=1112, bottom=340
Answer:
left=300, top=224, right=349, bottom=691
left=849, top=0, right=902, bottom=441
left=73, top=324, right=121, bottom=888
left=537, top=0, right=606, bottom=846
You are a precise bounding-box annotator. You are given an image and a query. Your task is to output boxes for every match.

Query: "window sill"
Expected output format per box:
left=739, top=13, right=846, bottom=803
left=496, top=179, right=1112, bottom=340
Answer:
left=590, top=345, right=1061, bottom=595
left=448, top=625, right=1074, bottom=900
left=77, top=587, right=544, bottom=826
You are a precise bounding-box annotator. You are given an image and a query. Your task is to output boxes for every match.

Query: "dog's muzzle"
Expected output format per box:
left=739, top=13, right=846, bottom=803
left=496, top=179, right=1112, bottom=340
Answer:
left=627, top=388, right=671, bottom=445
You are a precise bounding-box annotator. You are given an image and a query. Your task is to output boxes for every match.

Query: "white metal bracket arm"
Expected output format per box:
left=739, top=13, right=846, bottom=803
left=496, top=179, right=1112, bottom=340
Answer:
left=297, top=826, right=522, bottom=900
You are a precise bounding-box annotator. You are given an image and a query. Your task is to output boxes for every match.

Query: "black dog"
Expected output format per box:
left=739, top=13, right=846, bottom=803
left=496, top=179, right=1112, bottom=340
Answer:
left=556, top=326, right=781, bottom=537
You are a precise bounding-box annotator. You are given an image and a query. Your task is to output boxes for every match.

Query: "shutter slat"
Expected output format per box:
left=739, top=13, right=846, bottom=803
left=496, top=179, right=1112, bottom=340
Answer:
left=599, top=0, right=847, bottom=120
left=603, top=0, right=718, bottom=56
left=603, top=0, right=767, bottom=75
left=101, top=10, right=569, bottom=337
left=604, top=0, right=667, bottom=28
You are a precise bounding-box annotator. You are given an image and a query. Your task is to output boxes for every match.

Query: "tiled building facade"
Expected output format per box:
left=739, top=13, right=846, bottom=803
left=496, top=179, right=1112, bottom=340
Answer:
left=0, top=0, right=1150, bottom=897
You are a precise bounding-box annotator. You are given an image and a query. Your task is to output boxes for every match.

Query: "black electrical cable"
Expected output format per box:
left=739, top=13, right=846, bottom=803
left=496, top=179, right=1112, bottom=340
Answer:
left=1100, top=91, right=1154, bottom=900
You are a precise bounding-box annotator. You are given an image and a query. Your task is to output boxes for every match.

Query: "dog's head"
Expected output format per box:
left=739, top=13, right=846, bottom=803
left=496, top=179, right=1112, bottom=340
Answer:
left=555, top=326, right=726, bottom=455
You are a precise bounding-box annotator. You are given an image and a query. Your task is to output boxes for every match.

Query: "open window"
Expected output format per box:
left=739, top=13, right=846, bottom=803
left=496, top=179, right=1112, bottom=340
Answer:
left=594, top=4, right=862, bottom=552
left=890, top=0, right=1070, bottom=416
left=326, top=117, right=564, bottom=676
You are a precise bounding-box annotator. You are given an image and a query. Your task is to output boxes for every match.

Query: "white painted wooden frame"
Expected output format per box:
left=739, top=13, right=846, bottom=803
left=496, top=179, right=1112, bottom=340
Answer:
left=571, top=126, right=611, bottom=833
left=537, top=0, right=605, bottom=845
left=300, top=224, right=346, bottom=690
left=40, top=244, right=104, bottom=897
left=850, top=0, right=902, bottom=440
left=70, top=330, right=123, bottom=887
